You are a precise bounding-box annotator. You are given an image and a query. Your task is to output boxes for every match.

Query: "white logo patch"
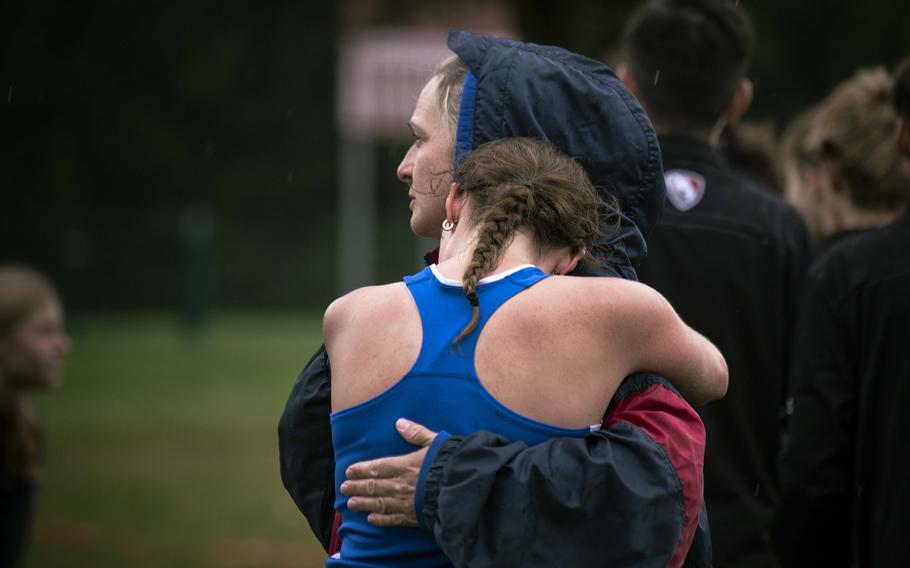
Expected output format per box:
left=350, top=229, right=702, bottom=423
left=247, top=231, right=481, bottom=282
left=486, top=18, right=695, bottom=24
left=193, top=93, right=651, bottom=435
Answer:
left=664, top=169, right=706, bottom=211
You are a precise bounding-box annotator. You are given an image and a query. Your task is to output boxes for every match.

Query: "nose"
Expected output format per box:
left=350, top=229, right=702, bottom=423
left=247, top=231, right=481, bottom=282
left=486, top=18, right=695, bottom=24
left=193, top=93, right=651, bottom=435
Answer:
left=397, top=145, right=415, bottom=183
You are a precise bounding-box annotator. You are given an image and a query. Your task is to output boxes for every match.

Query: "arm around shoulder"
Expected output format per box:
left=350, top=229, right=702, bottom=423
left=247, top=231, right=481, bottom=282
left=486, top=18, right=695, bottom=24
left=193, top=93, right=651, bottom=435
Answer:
left=611, top=281, right=728, bottom=405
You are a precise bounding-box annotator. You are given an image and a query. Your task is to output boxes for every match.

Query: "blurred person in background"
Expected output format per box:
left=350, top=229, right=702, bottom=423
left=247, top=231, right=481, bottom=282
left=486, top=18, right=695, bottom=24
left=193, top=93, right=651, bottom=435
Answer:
left=789, top=67, right=909, bottom=254
left=617, top=0, right=813, bottom=565
left=281, top=30, right=716, bottom=567
left=774, top=56, right=910, bottom=568
left=721, top=121, right=784, bottom=193
left=325, top=136, right=727, bottom=567
left=0, top=265, right=70, bottom=568
left=779, top=105, right=826, bottom=243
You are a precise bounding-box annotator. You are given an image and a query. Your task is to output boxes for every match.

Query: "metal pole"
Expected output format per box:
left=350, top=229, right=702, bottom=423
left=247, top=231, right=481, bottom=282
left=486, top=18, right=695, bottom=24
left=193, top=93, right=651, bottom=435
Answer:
left=337, top=135, right=375, bottom=294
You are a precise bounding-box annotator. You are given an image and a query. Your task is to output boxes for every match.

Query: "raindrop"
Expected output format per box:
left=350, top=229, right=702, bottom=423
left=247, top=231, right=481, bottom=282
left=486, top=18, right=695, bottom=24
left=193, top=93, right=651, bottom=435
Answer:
left=287, top=171, right=295, bottom=183
left=7, top=86, right=12, bottom=103
left=754, top=484, right=761, bottom=496
left=653, top=70, right=660, bottom=86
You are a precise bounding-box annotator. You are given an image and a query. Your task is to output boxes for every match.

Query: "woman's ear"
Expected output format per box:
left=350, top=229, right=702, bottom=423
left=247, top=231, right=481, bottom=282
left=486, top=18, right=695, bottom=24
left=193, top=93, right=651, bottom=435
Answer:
left=554, top=249, right=585, bottom=276
left=820, top=157, right=847, bottom=196
left=445, top=182, right=466, bottom=223
left=617, top=64, right=640, bottom=100
left=723, top=78, right=754, bottom=125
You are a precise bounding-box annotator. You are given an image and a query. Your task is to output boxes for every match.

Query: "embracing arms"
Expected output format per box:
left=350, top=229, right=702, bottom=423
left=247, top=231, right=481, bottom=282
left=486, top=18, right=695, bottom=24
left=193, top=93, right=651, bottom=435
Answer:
left=603, top=279, right=728, bottom=405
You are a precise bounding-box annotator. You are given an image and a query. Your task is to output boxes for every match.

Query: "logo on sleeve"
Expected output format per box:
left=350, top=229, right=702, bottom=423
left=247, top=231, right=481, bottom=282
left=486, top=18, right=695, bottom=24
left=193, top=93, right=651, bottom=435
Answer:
left=664, top=169, right=706, bottom=211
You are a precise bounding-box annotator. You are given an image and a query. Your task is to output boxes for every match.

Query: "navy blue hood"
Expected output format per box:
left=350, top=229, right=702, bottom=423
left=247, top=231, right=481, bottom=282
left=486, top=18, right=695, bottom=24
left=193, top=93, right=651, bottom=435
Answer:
left=448, top=30, right=666, bottom=280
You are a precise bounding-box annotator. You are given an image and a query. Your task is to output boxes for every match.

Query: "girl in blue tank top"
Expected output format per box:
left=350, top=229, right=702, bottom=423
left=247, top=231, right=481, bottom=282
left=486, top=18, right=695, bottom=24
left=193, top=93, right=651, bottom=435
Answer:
left=323, top=138, right=727, bottom=567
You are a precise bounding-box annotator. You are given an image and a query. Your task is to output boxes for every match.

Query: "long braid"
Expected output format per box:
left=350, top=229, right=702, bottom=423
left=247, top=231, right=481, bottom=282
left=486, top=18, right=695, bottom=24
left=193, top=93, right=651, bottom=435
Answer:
left=448, top=137, right=613, bottom=346
left=452, top=184, right=534, bottom=346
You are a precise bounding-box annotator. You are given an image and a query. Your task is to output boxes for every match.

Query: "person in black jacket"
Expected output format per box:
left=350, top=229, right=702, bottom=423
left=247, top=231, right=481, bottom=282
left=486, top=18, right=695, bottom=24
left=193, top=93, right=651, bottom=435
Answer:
left=774, top=56, right=910, bottom=568
left=280, top=30, right=715, bottom=567
left=616, top=1, right=813, bottom=566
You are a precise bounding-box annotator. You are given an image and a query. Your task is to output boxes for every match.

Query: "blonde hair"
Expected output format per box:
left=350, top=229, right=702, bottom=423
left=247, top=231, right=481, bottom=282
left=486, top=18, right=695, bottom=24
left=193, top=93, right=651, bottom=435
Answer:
left=432, top=55, right=468, bottom=136
left=807, top=67, right=910, bottom=211
left=779, top=106, right=821, bottom=173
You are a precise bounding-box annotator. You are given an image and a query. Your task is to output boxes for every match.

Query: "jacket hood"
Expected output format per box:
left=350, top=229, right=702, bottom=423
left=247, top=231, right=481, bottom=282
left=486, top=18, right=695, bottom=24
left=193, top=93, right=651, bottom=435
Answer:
left=448, top=30, right=666, bottom=279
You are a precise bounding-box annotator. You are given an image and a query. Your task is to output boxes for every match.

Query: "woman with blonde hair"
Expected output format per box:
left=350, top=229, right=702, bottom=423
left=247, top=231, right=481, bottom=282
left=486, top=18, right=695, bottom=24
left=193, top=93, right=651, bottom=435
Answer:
left=282, top=31, right=718, bottom=567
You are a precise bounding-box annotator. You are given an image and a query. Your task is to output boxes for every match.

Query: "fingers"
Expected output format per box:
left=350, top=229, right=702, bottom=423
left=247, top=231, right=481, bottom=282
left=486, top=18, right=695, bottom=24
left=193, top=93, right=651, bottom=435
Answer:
left=366, top=513, right=418, bottom=528
left=395, top=418, right=437, bottom=447
left=346, top=456, right=401, bottom=480
left=344, top=420, right=436, bottom=481
left=347, top=495, right=412, bottom=517
left=340, top=477, right=412, bottom=498
left=345, top=495, right=419, bottom=527
left=346, top=445, right=428, bottom=480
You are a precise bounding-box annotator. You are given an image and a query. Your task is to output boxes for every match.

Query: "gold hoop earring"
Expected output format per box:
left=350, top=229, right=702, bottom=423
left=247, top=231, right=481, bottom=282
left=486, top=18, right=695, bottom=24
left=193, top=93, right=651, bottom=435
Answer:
left=442, top=218, right=456, bottom=231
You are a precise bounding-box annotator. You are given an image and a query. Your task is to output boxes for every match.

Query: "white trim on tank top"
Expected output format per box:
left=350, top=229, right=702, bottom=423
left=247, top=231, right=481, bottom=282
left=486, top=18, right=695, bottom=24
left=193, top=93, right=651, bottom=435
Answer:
left=429, top=263, right=537, bottom=287
left=428, top=262, right=603, bottom=433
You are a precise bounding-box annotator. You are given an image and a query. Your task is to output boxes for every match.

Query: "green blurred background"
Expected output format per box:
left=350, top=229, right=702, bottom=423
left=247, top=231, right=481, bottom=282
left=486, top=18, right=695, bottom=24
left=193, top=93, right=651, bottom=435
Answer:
left=29, top=313, right=326, bottom=567
left=2, top=0, right=910, bottom=566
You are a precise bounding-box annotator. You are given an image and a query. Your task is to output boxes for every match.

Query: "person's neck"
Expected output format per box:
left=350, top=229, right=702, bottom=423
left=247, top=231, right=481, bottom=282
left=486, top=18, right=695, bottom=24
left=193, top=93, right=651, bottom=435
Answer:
left=823, top=195, right=902, bottom=238
left=655, top=121, right=724, bottom=147
left=436, top=230, right=541, bottom=281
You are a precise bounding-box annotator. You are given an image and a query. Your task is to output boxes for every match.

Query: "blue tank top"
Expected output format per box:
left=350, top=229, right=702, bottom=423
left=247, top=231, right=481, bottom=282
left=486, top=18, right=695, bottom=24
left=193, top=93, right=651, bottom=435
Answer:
left=328, top=264, right=592, bottom=567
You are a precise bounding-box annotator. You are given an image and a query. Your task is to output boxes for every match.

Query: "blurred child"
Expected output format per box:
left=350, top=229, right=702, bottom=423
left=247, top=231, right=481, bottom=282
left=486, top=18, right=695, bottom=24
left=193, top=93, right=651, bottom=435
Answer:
left=0, top=265, right=70, bottom=568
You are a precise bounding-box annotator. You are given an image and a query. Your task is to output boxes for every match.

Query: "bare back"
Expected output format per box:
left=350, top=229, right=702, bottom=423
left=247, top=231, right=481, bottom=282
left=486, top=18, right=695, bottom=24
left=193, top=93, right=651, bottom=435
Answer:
left=325, top=269, right=726, bottom=427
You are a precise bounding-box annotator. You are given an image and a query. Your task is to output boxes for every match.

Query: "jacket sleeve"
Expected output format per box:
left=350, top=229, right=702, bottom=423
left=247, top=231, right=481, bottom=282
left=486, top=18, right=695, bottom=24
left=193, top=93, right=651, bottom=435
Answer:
left=277, top=344, right=336, bottom=551
left=774, top=270, right=855, bottom=568
left=420, top=374, right=710, bottom=568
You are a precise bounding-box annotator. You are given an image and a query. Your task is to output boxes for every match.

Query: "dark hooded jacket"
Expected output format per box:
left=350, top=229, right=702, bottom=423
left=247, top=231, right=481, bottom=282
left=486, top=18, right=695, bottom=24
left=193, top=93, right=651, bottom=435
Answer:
left=279, top=30, right=711, bottom=567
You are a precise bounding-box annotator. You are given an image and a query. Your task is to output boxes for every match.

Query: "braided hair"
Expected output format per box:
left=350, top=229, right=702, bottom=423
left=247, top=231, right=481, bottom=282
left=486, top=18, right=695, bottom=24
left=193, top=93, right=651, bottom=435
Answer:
left=451, top=138, right=615, bottom=345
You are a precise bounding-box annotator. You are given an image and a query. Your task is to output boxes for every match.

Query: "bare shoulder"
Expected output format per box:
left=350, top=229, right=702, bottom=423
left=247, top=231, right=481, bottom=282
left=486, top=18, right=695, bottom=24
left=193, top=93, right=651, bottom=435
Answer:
left=546, top=275, right=666, bottom=310
left=323, top=282, right=410, bottom=337
left=499, top=276, right=659, bottom=333
left=324, top=281, right=424, bottom=411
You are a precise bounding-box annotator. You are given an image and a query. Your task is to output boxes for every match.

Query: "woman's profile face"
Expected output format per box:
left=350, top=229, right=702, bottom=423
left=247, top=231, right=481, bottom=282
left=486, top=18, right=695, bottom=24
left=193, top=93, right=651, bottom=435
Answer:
left=397, top=75, right=455, bottom=239
left=0, top=298, right=70, bottom=390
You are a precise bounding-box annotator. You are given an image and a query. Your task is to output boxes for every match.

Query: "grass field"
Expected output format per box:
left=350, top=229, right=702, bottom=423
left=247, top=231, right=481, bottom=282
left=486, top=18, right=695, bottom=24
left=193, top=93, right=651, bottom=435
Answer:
left=25, top=312, right=329, bottom=568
